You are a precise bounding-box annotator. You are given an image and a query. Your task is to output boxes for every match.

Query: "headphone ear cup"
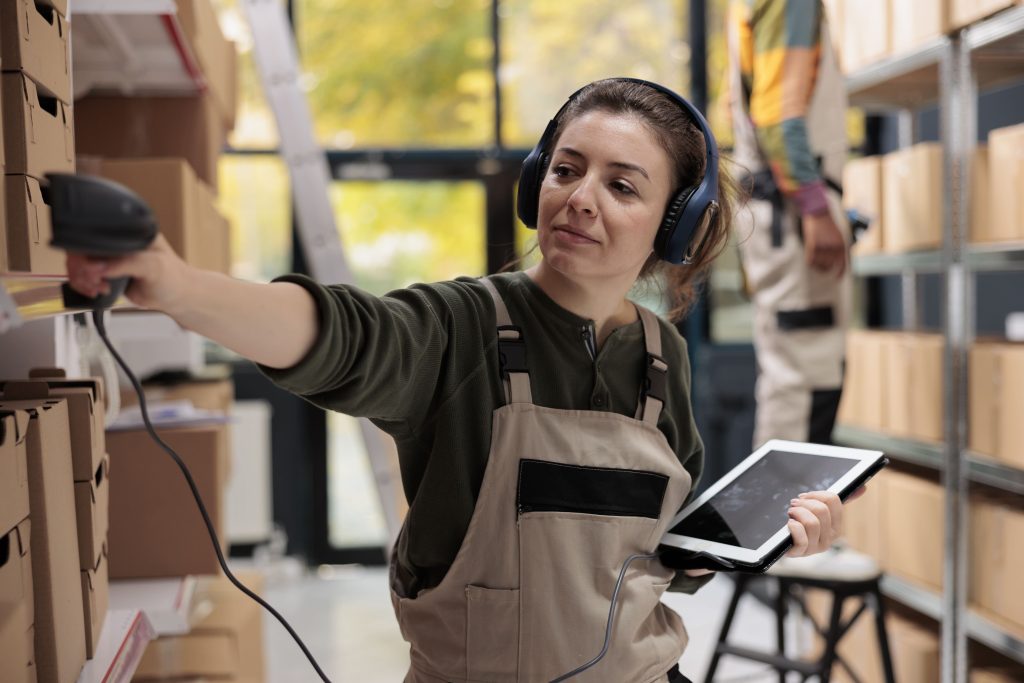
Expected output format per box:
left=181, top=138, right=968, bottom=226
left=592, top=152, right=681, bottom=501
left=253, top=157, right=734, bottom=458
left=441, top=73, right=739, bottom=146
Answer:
left=656, top=186, right=696, bottom=260
left=516, top=151, right=550, bottom=228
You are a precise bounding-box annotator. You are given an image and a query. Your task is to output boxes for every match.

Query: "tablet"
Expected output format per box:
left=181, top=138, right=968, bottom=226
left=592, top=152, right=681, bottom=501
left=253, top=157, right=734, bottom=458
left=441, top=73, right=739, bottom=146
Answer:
left=659, top=440, right=887, bottom=573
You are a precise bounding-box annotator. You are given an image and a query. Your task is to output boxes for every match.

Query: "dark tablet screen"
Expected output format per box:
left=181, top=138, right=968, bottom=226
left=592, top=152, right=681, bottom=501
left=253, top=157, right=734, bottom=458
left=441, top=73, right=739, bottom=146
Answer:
left=670, top=450, right=855, bottom=549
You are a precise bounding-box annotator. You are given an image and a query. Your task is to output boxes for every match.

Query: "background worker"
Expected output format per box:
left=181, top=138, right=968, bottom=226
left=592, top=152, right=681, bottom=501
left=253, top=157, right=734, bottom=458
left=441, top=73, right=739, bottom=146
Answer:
left=726, top=0, right=853, bottom=447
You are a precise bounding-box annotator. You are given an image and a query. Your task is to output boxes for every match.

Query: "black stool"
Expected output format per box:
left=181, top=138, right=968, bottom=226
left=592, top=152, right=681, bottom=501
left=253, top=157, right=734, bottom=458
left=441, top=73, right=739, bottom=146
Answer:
left=705, top=568, right=896, bottom=683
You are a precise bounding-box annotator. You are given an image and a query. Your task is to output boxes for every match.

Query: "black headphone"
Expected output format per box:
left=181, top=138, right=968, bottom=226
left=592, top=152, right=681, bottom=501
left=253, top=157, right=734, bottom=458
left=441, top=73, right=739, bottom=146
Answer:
left=516, top=77, right=720, bottom=265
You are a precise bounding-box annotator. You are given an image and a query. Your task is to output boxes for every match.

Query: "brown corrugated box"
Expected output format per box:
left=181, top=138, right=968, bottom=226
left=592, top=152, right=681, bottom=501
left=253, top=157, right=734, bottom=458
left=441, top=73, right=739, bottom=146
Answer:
left=134, top=572, right=265, bottom=682
left=74, top=94, right=224, bottom=190
left=971, top=146, right=991, bottom=243
left=891, top=0, right=950, bottom=57
left=121, top=378, right=234, bottom=415
left=1, top=72, right=74, bottom=180
left=986, top=123, right=1024, bottom=244
left=0, top=397, right=86, bottom=683
left=884, top=333, right=943, bottom=442
left=882, top=144, right=944, bottom=253
left=107, top=423, right=230, bottom=579
left=0, top=0, right=71, bottom=103
left=80, top=544, right=108, bottom=660
left=174, top=0, right=239, bottom=130
left=972, top=668, right=1024, bottom=683
left=37, top=0, right=66, bottom=15
left=93, top=158, right=227, bottom=274
left=842, top=471, right=887, bottom=563
left=0, top=411, right=30, bottom=538
left=888, top=615, right=941, bottom=683
left=4, top=174, right=64, bottom=275
left=841, top=0, right=889, bottom=71
left=73, top=455, right=108, bottom=572
left=952, top=0, right=1020, bottom=29
left=839, top=330, right=890, bottom=432
left=971, top=494, right=1024, bottom=635
left=0, top=518, right=33, bottom=683
left=885, top=470, right=944, bottom=592
left=194, top=179, right=232, bottom=274
left=968, top=341, right=1024, bottom=468
left=5, top=370, right=107, bottom=483
left=844, top=156, right=884, bottom=256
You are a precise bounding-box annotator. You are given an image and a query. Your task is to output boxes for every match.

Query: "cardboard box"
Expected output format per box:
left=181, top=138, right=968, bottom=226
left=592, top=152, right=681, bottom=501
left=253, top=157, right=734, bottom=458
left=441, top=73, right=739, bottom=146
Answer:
left=968, top=341, right=1024, bottom=467
left=884, top=333, right=944, bottom=442
left=971, top=496, right=1024, bottom=634
left=883, top=144, right=944, bottom=253
left=845, top=156, right=884, bottom=256
left=74, top=94, right=224, bottom=190
left=842, top=471, right=887, bottom=563
left=94, top=159, right=225, bottom=273
left=4, top=174, right=64, bottom=275
left=107, top=424, right=230, bottom=579
left=0, top=398, right=86, bottom=683
left=122, top=378, right=234, bottom=415
left=37, top=0, right=66, bottom=15
left=971, top=146, right=991, bottom=244
left=0, top=518, right=33, bottom=683
left=0, top=411, right=30, bottom=538
left=986, top=123, right=1024, bottom=244
left=134, top=572, right=265, bottom=682
left=194, top=178, right=232, bottom=274
left=0, top=0, right=72, bottom=103
left=1, top=72, right=75, bottom=180
left=73, top=456, right=109, bottom=572
left=885, top=470, right=944, bottom=592
left=4, top=370, right=106, bottom=482
left=842, top=0, right=889, bottom=71
left=953, top=0, right=1020, bottom=29
left=174, top=0, right=239, bottom=129
left=889, top=615, right=940, bottom=683
left=972, top=669, right=1024, bottom=683
left=838, top=330, right=890, bottom=432
left=80, top=545, right=108, bottom=659
left=891, top=0, right=950, bottom=57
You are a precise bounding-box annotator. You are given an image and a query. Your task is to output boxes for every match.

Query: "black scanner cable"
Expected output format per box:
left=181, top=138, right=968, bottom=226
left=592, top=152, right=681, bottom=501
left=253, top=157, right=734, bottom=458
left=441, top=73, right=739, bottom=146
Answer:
left=90, top=308, right=334, bottom=683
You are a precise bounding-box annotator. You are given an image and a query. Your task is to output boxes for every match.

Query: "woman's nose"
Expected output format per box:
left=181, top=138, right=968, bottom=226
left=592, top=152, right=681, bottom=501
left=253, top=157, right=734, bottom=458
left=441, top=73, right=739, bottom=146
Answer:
left=567, top=176, right=597, bottom=216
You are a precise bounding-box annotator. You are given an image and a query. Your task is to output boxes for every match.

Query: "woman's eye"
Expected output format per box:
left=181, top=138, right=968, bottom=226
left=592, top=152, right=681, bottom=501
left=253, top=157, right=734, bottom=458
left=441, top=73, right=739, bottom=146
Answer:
left=552, top=165, right=573, bottom=177
left=611, top=181, right=636, bottom=196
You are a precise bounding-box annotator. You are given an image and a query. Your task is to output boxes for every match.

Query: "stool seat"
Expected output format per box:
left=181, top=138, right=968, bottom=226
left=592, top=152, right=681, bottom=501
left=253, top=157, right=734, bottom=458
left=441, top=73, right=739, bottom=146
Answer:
left=769, top=546, right=881, bottom=582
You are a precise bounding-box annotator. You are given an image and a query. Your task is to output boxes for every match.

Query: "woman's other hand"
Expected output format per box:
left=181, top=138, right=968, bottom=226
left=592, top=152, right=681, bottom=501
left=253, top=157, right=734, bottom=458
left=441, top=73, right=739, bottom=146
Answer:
left=786, top=489, right=860, bottom=558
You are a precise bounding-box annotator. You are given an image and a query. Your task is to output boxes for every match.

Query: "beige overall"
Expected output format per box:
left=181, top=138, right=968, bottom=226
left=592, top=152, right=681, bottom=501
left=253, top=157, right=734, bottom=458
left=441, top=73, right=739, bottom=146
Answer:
left=389, top=278, right=693, bottom=683
left=728, top=8, right=854, bottom=447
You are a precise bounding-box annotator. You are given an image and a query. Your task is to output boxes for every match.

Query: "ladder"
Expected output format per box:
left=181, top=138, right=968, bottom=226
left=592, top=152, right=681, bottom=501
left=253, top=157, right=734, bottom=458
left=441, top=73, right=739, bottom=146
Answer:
left=239, top=0, right=407, bottom=549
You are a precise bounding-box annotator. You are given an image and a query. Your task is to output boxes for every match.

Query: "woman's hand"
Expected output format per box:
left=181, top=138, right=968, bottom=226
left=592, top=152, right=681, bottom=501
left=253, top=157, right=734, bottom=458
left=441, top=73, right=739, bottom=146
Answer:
left=786, top=488, right=864, bottom=557
left=65, top=234, right=191, bottom=314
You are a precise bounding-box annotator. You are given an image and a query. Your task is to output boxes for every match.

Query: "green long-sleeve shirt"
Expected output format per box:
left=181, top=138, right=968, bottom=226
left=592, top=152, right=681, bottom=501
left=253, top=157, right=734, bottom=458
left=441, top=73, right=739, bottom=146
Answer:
left=259, top=271, right=710, bottom=595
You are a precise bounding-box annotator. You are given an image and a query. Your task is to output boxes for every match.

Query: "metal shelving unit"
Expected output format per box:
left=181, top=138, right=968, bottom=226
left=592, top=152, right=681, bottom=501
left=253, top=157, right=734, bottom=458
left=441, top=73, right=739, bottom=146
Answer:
left=834, top=425, right=1024, bottom=496
left=844, top=6, right=1024, bottom=681
left=880, top=576, right=1024, bottom=665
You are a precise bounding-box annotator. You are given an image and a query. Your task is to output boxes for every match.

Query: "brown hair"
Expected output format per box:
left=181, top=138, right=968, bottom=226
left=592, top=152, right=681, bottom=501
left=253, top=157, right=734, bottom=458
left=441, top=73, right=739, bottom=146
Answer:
left=544, top=78, right=736, bottom=321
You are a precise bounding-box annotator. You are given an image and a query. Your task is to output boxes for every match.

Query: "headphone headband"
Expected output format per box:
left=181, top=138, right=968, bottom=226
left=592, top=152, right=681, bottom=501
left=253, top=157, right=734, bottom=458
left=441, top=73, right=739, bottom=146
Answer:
left=516, top=77, right=720, bottom=264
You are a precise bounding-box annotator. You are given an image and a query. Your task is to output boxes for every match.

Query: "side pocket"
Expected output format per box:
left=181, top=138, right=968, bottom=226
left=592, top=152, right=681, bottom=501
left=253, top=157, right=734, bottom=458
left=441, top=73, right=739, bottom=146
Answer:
left=466, top=585, right=519, bottom=682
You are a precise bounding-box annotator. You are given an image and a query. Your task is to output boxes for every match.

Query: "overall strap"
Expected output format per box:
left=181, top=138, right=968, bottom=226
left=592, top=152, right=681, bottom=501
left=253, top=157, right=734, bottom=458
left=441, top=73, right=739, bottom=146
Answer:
left=480, top=277, right=534, bottom=405
left=634, top=306, right=667, bottom=427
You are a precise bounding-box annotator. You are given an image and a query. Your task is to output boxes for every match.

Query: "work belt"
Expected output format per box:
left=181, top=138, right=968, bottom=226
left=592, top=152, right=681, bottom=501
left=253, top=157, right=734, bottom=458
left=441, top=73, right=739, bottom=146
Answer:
left=741, top=170, right=845, bottom=248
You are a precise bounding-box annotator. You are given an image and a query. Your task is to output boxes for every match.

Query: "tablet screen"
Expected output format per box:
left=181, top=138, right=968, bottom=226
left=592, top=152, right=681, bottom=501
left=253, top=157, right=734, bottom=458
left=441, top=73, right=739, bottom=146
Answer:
left=672, top=449, right=854, bottom=549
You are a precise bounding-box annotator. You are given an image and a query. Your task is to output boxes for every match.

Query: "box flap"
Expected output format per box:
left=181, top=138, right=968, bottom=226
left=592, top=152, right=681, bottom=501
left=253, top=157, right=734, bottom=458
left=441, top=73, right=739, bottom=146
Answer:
left=28, top=367, right=67, bottom=380
left=1, top=380, right=51, bottom=401
left=0, top=410, right=30, bottom=446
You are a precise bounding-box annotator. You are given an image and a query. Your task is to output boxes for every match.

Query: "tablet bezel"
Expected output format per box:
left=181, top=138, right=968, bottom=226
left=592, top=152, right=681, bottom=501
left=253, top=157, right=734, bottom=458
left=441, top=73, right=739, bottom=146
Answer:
left=661, top=439, right=885, bottom=565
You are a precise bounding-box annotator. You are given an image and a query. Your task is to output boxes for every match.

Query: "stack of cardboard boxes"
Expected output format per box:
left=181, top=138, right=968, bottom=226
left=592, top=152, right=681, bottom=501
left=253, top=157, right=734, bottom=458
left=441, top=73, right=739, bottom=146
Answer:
left=73, top=0, right=238, bottom=276
left=0, top=410, right=34, bottom=683
left=0, top=0, right=75, bottom=274
left=829, top=0, right=1024, bottom=73
left=0, top=370, right=112, bottom=683
left=105, top=376, right=269, bottom=682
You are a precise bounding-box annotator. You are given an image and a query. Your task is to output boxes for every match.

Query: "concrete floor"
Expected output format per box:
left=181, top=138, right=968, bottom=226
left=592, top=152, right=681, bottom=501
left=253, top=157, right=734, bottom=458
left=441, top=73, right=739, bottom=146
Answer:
left=256, top=563, right=801, bottom=682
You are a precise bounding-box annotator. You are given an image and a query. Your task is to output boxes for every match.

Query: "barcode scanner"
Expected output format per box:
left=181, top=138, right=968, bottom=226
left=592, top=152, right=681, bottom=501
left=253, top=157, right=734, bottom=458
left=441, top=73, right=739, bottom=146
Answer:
left=44, top=173, right=334, bottom=682
left=45, top=173, right=158, bottom=310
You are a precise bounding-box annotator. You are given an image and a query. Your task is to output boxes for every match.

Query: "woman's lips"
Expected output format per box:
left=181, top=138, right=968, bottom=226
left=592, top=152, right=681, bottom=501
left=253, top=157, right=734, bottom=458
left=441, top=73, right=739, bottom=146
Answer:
left=553, top=226, right=599, bottom=245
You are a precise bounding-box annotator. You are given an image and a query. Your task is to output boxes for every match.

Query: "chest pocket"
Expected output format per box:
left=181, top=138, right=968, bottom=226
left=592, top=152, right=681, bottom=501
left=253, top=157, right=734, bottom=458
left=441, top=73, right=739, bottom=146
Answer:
left=517, top=459, right=668, bottom=518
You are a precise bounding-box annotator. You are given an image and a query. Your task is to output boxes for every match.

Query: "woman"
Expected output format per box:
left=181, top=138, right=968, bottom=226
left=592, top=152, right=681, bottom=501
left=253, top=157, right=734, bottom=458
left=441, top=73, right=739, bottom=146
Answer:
left=68, top=78, right=847, bottom=683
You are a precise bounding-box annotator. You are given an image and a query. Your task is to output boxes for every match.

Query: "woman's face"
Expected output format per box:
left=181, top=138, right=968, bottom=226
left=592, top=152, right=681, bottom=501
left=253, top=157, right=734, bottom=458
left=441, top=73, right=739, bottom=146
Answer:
left=536, top=110, right=674, bottom=283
